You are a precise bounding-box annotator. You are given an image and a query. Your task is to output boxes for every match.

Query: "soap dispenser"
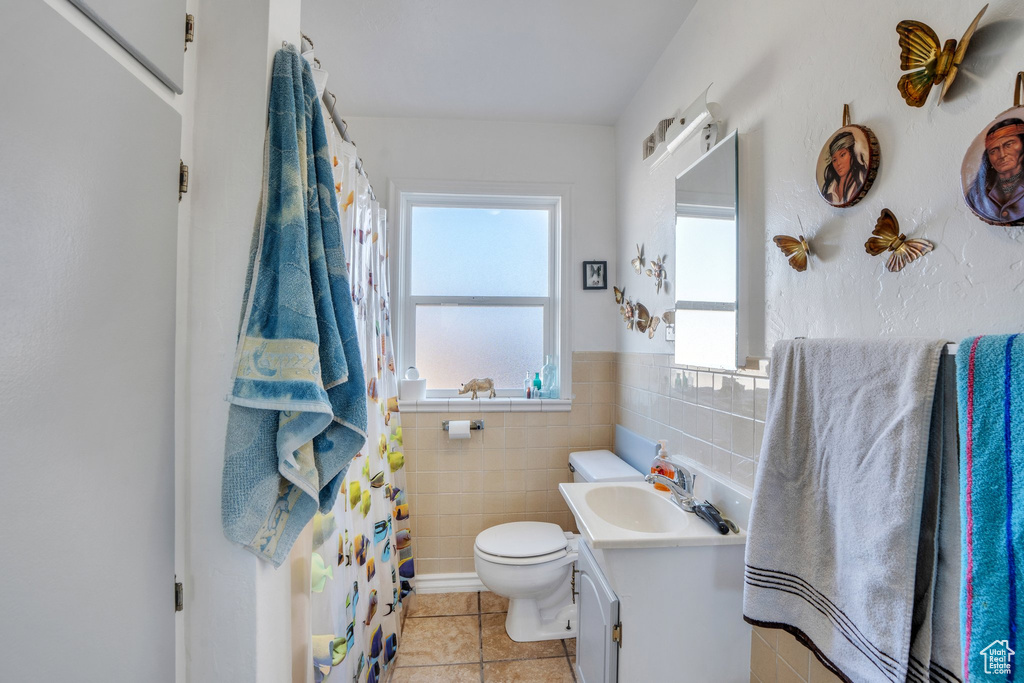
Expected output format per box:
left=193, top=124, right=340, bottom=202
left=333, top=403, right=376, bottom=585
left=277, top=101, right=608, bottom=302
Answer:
left=650, top=440, right=676, bottom=492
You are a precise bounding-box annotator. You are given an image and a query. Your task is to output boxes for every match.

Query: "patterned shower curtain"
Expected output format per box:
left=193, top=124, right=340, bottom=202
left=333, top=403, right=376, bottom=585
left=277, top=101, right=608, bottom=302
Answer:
left=308, top=110, right=414, bottom=683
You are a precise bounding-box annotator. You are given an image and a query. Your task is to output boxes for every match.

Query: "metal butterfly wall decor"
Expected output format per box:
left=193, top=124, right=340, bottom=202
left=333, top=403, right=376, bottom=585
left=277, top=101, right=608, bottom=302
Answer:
left=896, top=4, right=988, bottom=107
left=635, top=303, right=660, bottom=339
left=645, top=254, right=668, bottom=293
left=772, top=234, right=811, bottom=272
left=615, top=287, right=636, bottom=329
left=865, top=209, right=934, bottom=272
left=631, top=244, right=645, bottom=274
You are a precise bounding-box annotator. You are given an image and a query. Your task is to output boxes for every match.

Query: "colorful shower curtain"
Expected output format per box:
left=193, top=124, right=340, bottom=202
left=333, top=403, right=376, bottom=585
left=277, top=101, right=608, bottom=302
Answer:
left=307, top=110, right=414, bottom=683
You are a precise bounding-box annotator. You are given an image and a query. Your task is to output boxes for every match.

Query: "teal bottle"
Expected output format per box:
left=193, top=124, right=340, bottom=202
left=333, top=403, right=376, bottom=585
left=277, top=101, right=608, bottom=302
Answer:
left=532, top=372, right=542, bottom=398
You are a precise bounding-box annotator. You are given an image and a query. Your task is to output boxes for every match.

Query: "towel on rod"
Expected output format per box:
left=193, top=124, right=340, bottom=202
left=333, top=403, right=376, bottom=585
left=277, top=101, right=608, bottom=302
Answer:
left=221, top=44, right=367, bottom=567
left=957, top=334, right=1024, bottom=681
left=744, top=338, right=961, bottom=682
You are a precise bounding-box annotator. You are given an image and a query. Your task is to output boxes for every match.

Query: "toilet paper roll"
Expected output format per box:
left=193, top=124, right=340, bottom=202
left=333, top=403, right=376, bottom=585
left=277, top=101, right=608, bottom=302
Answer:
left=447, top=420, right=471, bottom=440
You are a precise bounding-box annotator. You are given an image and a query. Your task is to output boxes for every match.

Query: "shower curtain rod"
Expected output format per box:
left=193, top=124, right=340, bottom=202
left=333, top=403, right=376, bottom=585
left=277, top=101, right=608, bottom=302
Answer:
left=301, top=32, right=377, bottom=203
left=322, top=90, right=376, bottom=203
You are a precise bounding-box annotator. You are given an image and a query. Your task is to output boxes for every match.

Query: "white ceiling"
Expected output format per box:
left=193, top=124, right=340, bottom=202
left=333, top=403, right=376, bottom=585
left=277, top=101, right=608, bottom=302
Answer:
left=301, top=0, right=697, bottom=125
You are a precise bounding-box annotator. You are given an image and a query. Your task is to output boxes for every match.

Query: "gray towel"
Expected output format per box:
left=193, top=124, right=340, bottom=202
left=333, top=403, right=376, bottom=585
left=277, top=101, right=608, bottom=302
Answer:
left=743, top=339, right=961, bottom=683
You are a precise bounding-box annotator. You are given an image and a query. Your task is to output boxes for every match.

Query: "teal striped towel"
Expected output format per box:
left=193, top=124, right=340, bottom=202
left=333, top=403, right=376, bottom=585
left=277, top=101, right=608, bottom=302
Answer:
left=957, top=335, right=1024, bottom=680
left=221, top=45, right=367, bottom=567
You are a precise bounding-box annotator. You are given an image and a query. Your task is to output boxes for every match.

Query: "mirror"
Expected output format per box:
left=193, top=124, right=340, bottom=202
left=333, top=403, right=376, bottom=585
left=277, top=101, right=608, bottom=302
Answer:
left=674, top=131, right=740, bottom=369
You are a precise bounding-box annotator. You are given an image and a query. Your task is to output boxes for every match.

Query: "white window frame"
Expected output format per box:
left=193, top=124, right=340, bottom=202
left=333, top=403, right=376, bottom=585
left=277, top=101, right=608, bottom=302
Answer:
left=390, top=179, right=572, bottom=399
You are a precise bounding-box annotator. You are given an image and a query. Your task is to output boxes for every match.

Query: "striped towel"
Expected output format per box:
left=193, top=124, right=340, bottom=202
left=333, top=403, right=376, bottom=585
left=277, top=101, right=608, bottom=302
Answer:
left=958, top=335, right=1024, bottom=680
left=744, top=339, right=961, bottom=683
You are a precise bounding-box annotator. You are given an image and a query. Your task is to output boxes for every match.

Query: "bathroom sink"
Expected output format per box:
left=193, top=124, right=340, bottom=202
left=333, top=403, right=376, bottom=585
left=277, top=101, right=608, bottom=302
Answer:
left=583, top=485, right=689, bottom=533
left=559, top=480, right=747, bottom=550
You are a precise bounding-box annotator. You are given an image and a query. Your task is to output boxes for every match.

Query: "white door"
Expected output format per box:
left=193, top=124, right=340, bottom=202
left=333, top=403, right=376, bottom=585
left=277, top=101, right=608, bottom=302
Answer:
left=0, top=3, right=180, bottom=681
left=68, top=0, right=187, bottom=92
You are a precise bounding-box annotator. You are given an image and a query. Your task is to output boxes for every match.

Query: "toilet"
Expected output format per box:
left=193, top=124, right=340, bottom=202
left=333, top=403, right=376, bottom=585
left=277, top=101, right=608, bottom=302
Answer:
left=473, top=447, right=645, bottom=642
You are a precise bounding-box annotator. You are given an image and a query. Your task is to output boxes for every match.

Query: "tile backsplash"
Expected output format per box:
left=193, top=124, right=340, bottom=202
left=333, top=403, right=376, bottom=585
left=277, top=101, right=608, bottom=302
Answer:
left=402, top=352, right=616, bottom=574
left=403, top=350, right=770, bottom=574
left=614, top=352, right=767, bottom=491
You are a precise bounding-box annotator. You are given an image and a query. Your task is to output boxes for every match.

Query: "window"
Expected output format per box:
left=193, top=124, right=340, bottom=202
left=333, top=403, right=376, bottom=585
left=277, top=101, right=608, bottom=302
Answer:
left=394, top=182, right=568, bottom=398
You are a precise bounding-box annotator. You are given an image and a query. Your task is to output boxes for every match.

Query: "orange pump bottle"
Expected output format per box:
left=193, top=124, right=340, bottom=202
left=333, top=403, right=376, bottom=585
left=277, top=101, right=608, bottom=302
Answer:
left=650, top=440, right=676, bottom=492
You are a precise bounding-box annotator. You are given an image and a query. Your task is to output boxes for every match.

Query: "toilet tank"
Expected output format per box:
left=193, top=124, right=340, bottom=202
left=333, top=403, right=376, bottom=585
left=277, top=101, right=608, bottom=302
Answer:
left=569, top=449, right=644, bottom=483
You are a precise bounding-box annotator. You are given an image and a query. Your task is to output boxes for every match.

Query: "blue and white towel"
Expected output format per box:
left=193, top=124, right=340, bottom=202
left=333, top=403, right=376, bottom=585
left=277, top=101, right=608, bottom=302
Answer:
left=221, top=44, right=367, bottom=567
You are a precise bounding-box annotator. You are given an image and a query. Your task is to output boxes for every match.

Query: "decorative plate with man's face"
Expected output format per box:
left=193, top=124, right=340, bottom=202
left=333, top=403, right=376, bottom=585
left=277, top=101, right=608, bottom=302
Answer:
left=961, top=106, right=1024, bottom=226
left=815, top=124, right=880, bottom=208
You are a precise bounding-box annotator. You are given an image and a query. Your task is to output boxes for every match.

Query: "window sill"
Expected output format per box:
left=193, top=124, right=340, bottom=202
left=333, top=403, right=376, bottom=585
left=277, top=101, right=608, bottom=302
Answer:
left=397, top=398, right=572, bottom=413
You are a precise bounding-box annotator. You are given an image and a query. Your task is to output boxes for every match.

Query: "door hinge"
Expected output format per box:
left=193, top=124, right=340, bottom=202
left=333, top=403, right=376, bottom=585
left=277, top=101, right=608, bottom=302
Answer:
left=184, top=14, right=195, bottom=51
left=175, top=580, right=184, bottom=612
left=611, top=622, right=622, bottom=647
left=179, top=160, right=189, bottom=201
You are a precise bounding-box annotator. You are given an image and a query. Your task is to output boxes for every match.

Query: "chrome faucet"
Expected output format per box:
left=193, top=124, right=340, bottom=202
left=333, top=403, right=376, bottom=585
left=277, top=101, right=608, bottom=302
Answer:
left=645, top=467, right=697, bottom=511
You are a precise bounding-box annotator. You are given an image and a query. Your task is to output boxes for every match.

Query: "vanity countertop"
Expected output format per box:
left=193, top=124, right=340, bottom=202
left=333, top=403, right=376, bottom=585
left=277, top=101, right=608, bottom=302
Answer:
left=559, top=480, right=747, bottom=550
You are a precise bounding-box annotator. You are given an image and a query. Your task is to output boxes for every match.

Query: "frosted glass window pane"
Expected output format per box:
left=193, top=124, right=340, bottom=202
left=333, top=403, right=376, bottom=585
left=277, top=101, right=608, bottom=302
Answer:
left=673, top=309, right=736, bottom=370
left=411, top=206, right=549, bottom=296
left=675, top=216, right=736, bottom=303
left=416, top=306, right=544, bottom=390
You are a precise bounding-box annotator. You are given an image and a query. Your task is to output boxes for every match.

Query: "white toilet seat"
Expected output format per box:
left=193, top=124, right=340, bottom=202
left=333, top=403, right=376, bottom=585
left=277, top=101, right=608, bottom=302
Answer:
left=474, top=546, right=570, bottom=566
left=475, top=521, right=568, bottom=558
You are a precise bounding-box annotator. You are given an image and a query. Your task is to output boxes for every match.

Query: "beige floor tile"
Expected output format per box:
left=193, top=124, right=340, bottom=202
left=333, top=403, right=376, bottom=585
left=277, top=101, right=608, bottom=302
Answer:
left=483, top=658, right=575, bottom=682
left=406, top=592, right=479, bottom=617
left=563, top=638, right=575, bottom=655
left=480, top=591, right=509, bottom=613
left=390, top=663, right=482, bottom=682
left=481, top=613, right=565, bottom=661
left=396, top=615, right=481, bottom=666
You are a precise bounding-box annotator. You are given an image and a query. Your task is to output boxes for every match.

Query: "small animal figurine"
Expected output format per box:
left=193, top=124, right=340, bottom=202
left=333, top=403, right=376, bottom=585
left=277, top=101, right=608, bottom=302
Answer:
left=896, top=4, right=988, bottom=107
left=773, top=234, right=811, bottom=272
left=458, top=377, right=495, bottom=399
left=865, top=209, right=934, bottom=272
left=631, top=244, right=645, bottom=274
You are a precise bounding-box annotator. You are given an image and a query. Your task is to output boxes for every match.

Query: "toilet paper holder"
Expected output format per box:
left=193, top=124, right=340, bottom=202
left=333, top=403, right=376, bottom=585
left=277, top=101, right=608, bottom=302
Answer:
left=442, top=419, right=484, bottom=431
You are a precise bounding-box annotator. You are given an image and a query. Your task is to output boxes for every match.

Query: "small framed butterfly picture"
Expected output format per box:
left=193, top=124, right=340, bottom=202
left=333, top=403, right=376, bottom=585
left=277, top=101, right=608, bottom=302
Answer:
left=583, top=260, right=607, bottom=290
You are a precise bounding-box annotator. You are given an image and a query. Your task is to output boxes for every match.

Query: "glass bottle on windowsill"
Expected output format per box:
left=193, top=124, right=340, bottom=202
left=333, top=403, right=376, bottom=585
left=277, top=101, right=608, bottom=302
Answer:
left=532, top=372, right=542, bottom=398
left=541, top=355, right=558, bottom=399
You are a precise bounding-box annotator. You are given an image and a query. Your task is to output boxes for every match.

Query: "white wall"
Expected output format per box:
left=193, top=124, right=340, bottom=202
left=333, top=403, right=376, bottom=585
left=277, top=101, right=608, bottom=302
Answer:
left=617, top=1, right=1024, bottom=356
left=185, top=1, right=302, bottom=681
left=341, top=116, right=619, bottom=352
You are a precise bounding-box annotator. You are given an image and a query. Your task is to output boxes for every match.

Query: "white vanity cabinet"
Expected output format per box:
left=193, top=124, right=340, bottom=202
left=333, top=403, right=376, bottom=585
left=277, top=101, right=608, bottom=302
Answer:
left=575, top=540, right=620, bottom=683
left=561, top=472, right=754, bottom=682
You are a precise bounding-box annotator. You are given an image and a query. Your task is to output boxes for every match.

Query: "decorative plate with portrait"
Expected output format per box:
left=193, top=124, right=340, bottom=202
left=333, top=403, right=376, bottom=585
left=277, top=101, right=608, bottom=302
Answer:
left=961, top=106, right=1024, bottom=227
left=815, top=124, right=880, bottom=208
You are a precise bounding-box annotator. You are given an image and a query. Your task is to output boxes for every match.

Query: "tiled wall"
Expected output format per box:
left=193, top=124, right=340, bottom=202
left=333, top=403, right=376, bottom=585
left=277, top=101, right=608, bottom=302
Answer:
left=614, top=352, right=767, bottom=491
left=613, top=353, right=844, bottom=683
left=402, top=352, right=617, bottom=574
left=751, top=625, right=843, bottom=683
